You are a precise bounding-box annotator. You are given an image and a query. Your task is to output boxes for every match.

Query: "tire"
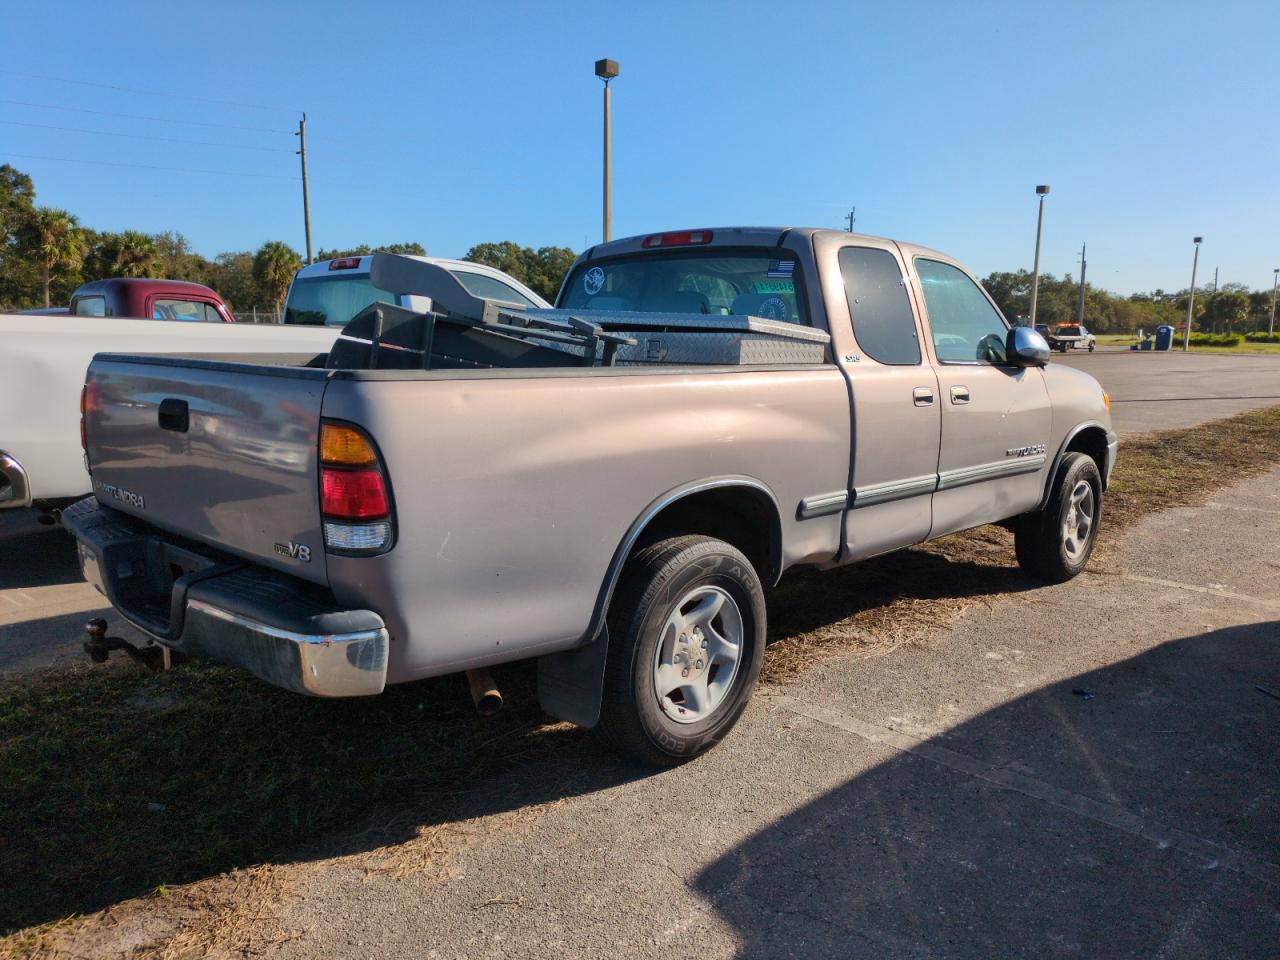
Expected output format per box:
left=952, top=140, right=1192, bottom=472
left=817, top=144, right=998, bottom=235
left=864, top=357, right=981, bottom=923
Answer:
left=1088, top=341, right=1096, bottom=353
left=1014, top=452, right=1102, bottom=583
left=597, top=535, right=766, bottom=766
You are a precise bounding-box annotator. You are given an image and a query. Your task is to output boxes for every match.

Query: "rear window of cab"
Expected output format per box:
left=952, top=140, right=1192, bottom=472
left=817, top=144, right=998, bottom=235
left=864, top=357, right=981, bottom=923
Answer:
left=560, top=249, right=809, bottom=325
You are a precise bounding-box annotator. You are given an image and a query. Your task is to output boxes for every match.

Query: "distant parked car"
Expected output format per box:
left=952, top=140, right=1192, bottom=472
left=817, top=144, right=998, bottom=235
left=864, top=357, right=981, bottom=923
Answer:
left=70, top=278, right=237, bottom=323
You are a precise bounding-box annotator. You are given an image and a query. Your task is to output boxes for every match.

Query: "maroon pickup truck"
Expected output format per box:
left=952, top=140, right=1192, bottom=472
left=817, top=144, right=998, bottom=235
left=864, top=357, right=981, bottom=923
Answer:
left=69, top=278, right=237, bottom=323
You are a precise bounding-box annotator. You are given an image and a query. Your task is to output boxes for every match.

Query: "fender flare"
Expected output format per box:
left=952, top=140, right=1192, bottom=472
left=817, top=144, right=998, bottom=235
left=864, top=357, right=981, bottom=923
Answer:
left=1035, top=420, right=1112, bottom=512
left=536, top=475, right=783, bottom=729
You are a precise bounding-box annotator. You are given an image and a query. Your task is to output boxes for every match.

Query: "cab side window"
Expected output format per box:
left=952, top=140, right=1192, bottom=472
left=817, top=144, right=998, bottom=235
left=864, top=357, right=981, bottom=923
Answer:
left=73, top=296, right=106, bottom=316
left=915, top=258, right=1008, bottom=363
left=838, top=246, right=920, bottom=365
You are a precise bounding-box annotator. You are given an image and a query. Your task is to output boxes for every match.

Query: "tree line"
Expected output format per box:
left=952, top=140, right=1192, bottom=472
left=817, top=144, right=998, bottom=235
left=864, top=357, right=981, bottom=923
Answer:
left=0, top=162, right=1272, bottom=331
left=0, top=165, right=576, bottom=313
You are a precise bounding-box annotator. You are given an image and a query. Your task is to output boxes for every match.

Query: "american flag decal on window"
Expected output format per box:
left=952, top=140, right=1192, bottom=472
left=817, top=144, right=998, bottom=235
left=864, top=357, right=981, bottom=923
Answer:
left=767, top=260, right=796, bottom=278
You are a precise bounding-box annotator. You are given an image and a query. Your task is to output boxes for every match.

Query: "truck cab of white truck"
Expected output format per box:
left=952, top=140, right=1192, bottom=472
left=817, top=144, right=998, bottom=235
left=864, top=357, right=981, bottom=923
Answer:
left=282, top=254, right=550, bottom=327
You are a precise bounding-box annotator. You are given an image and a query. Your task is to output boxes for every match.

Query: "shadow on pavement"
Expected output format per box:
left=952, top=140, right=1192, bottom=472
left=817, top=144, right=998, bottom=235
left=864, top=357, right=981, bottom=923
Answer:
left=0, top=511, right=80, bottom=589
left=696, top=622, right=1280, bottom=958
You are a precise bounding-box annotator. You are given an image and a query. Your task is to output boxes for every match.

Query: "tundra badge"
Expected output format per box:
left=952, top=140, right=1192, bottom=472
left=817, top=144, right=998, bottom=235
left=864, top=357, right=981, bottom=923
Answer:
left=275, top=541, right=312, bottom=562
left=1006, top=444, right=1047, bottom=458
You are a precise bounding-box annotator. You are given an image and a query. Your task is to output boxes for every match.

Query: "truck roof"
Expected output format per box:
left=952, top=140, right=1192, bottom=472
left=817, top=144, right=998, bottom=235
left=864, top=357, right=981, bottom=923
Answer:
left=72, top=277, right=226, bottom=299
left=579, top=227, right=952, bottom=264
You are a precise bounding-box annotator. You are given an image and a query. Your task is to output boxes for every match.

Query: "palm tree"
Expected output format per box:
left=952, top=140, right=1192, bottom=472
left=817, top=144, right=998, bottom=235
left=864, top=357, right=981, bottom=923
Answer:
left=110, top=231, right=161, bottom=278
left=253, top=241, right=302, bottom=310
left=27, top=207, right=88, bottom=307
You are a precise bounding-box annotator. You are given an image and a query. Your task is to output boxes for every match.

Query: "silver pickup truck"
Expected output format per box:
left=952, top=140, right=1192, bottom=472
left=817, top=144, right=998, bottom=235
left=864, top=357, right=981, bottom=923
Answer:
left=65, top=228, right=1116, bottom=765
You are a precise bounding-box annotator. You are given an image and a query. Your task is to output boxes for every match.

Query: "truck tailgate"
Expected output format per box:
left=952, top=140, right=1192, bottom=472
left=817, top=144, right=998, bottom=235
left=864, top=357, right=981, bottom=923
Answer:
left=84, top=355, right=330, bottom=584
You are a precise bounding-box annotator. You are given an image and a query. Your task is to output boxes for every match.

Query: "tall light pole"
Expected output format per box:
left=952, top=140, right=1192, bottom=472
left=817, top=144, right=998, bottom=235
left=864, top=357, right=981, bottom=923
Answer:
left=1028, top=185, right=1050, bottom=326
left=1182, top=236, right=1202, bottom=352
left=1269, top=268, right=1278, bottom=337
left=595, top=58, right=619, bottom=242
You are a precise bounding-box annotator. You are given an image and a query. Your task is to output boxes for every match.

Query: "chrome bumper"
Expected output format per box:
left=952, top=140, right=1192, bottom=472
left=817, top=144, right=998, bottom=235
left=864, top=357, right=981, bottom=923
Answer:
left=66, top=497, right=388, bottom=697
left=0, top=451, right=32, bottom=509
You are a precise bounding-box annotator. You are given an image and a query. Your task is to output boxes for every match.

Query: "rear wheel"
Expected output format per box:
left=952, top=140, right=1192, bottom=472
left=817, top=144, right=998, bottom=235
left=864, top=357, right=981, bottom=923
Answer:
left=1015, top=452, right=1102, bottom=583
left=597, top=535, right=765, bottom=766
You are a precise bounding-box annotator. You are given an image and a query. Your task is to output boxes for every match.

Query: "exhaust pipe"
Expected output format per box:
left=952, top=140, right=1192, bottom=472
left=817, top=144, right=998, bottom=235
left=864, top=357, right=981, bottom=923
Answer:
left=465, top=668, right=503, bottom=716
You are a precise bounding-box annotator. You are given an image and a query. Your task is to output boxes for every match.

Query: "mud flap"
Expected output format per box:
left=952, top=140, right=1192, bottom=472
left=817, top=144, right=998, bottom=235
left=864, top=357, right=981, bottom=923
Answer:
left=536, top=628, right=610, bottom=728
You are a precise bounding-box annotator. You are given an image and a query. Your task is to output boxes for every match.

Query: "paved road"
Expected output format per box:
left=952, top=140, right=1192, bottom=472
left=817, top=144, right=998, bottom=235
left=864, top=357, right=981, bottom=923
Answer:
left=1056, top=349, right=1280, bottom=433
left=266, top=468, right=1280, bottom=960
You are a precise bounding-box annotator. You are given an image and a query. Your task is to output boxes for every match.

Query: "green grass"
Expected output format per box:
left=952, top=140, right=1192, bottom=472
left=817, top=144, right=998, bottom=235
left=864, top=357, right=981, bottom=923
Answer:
left=1094, top=333, right=1280, bottom=355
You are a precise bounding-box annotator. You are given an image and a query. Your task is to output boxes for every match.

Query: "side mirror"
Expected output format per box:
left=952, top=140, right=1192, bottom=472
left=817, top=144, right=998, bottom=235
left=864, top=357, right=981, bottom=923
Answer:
left=1006, top=326, right=1050, bottom=367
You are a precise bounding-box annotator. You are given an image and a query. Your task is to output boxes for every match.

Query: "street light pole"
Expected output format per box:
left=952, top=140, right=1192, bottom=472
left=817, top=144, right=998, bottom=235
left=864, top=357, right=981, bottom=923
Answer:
left=594, top=59, right=619, bottom=243
left=1269, top=268, right=1278, bottom=337
left=1182, top=236, right=1202, bottom=352
left=1029, top=185, right=1050, bottom=326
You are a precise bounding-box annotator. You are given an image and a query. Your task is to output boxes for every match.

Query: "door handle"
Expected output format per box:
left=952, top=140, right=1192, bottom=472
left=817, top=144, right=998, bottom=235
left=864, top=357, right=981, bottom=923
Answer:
left=912, top=387, right=934, bottom=406
left=158, top=398, right=189, bottom=433
left=950, top=385, right=971, bottom=405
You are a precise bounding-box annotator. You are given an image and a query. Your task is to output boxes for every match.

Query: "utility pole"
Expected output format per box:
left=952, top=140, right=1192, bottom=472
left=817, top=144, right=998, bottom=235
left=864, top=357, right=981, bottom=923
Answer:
left=845, top=206, right=856, bottom=232
left=1076, top=242, right=1087, bottom=324
left=1029, top=185, right=1050, bottom=326
left=1211, top=266, right=1218, bottom=295
left=1269, top=268, right=1278, bottom=337
left=595, top=59, right=619, bottom=242
left=1182, top=236, right=1202, bottom=352
left=295, top=113, right=313, bottom=264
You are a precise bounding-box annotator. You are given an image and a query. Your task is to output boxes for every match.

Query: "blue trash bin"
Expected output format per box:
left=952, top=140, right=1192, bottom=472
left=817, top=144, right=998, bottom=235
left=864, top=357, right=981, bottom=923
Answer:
left=1155, top=325, right=1174, bottom=351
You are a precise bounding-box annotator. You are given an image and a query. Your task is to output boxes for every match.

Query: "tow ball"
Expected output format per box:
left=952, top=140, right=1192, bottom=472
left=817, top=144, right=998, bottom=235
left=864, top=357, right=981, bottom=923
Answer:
left=83, top=618, right=177, bottom=671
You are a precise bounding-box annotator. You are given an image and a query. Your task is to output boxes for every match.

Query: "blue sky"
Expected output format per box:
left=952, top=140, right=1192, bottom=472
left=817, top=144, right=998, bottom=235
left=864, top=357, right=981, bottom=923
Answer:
left=2, top=0, right=1276, bottom=294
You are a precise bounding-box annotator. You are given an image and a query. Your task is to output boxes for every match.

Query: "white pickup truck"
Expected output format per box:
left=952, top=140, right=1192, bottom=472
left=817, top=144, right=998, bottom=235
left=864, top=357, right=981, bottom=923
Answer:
left=0, top=313, right=340, bottom=520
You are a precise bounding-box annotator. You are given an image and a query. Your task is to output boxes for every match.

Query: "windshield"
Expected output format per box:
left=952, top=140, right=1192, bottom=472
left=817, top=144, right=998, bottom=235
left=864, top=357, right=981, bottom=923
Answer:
left=559, top=249, right=809, bottom=325
left=284, top=275, right=394, bottom=326
left=1056, top=325, right=1083, bottom=336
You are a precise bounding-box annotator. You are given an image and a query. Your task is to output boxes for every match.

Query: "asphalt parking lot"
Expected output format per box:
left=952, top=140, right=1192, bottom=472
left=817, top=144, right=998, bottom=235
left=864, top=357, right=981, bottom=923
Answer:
left=2, top=349, right=1279, bottom=958
left=1058, top=348, right=1280, bottom=433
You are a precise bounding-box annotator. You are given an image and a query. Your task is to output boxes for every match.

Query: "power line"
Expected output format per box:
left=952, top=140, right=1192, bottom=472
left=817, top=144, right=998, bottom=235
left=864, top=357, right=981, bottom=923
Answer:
left=0, top=98, right=293, bottom=135
left=8, top=153, right=300, bottom=182
left=0, top=119, right=292, bottom=153
left=0, top=69, right=294, bottom=113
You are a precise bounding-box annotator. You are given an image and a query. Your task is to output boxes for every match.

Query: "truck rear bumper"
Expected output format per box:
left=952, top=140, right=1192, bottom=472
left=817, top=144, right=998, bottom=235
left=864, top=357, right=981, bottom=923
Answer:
left=0, top=450, right=32, bottom=509
left=63, top=497, right=388, bottom=697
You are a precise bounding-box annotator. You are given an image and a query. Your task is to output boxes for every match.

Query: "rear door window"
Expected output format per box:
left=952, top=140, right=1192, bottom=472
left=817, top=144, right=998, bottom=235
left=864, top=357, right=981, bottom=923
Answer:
left=838, top=246, right=920, bottom=364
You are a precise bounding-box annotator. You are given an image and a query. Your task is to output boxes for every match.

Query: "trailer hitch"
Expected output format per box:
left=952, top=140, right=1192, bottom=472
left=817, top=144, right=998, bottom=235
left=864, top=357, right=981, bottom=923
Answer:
left=84, top=618, right=178, bottom=671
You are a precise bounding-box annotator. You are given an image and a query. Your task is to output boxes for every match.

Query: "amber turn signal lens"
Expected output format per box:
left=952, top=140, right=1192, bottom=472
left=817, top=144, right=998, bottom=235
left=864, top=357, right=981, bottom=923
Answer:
left=1102, top=392, right=1111, bottom=412
left=320, top=423, right=377, bottom=466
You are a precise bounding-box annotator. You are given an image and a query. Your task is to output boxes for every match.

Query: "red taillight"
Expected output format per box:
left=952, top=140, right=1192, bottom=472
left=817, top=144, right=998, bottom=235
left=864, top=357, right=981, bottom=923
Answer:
left=641, top=230, right=714, bottom=249
left=321, top=467, right=389, bottom=519
left=328, top=257, right=361, bottom=270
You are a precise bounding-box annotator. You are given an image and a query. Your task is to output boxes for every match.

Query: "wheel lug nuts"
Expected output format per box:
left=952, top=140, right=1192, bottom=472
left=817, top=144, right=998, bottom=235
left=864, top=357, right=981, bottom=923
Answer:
left=681, top=668, right=689, bottom=677
left=696, top=660, right=703, bottom=669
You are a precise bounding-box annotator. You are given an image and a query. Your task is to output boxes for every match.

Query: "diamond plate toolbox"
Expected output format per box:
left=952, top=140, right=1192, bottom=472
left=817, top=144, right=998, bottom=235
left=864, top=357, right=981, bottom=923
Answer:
left=520, top=309, right=830, bottom=365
